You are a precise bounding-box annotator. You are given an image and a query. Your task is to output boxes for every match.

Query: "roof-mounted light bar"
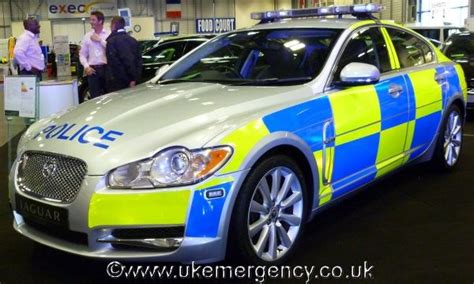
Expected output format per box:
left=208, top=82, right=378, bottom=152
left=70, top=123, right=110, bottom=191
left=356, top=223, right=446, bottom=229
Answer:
left=251, top=4, right=383, bottom=21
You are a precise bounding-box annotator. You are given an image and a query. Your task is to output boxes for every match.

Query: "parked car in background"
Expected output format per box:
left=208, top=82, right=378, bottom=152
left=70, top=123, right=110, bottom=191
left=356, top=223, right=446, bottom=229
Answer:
left=138, top=39, right=160, bottom=54
left=443, top=31, right=474, bottom=110
left=405, top=24, right=464, bottom=47
left=78, top=35, right=214, bottom=102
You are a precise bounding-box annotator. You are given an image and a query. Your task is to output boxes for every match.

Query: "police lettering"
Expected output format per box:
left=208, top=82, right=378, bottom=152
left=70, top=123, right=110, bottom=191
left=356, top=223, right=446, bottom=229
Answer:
left=34, top=124, right=124, bottom=150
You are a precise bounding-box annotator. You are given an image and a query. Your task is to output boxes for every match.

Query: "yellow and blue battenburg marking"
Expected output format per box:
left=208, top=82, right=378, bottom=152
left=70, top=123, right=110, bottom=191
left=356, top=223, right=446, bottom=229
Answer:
left=188, top=62, right=464, bottom=233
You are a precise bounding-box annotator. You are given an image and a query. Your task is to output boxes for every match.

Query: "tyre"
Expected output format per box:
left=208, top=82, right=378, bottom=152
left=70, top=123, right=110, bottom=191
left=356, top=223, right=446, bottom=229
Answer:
left=432, top=104, right=463, bottom=170
left=228, top=155, right=308, bottom=264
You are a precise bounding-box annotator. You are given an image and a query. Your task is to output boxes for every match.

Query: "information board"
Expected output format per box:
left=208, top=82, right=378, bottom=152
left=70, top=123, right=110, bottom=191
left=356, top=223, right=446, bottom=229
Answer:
left=4, top=75, right=38, bottom=118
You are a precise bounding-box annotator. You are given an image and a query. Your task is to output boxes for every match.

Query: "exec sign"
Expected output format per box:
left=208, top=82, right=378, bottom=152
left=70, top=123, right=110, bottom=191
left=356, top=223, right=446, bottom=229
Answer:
left=47, top=0, right=117, bottom=19
left=196, top=18, right=236, bottom=33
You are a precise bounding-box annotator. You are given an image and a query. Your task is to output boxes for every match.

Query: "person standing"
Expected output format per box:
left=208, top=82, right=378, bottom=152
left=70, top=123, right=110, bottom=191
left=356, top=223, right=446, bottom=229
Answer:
left=79, top=11, right=110, bottom=99
left=105, top=16, right=142, bottom=92
left=13, top=17, right=45, bottom=80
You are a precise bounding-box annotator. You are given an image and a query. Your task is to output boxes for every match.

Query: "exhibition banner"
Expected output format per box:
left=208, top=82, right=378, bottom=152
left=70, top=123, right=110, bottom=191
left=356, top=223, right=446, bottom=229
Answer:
left=196, top=18, right=236, bottom=34
left=47, top=0, right=117, bottom=19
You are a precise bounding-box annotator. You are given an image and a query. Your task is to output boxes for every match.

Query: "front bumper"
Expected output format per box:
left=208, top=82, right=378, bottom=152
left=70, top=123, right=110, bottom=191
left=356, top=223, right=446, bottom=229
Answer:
left=9, top=160, right=241, bottom=263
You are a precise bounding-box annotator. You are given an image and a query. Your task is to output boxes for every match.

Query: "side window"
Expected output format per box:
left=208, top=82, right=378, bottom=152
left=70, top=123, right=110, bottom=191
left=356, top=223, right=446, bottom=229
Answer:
left=145, top=42, right=186, bottom=63
left=335, top=27, right=392, bottom=81
left=387, top=28, right=434, bottom=68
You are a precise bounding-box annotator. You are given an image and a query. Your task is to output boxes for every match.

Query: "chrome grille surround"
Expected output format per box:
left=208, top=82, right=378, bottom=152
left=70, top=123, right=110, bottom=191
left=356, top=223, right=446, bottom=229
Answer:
left=16, top=151, right=87, bottom=203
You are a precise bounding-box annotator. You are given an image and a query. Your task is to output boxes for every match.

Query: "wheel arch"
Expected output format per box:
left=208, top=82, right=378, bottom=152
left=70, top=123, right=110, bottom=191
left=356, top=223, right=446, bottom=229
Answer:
left=219, top=131, right=320, bottom=258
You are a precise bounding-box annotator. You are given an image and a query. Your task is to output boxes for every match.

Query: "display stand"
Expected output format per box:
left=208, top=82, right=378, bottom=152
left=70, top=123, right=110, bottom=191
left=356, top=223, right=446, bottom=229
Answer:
left=3, top=75, right=39, bottom=170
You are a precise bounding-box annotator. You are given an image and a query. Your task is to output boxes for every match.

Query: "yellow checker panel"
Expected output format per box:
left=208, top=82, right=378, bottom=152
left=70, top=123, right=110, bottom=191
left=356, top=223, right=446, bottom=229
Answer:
left=403, top=120, right=416, bottom=163
left=408, top=70, right=442, bottom=118
left=88, top=189, right=191, bottom=228
left=329, top=86, right=381, bottom=145
left=196, top=176, right=234, bottom=191
left=376, top=123, right=408, bottom=164
left=220, top=119, right=270, bottom=174
left=313, top=150, right=333, bottom=206
left=376, top=156, right=403, bottom=178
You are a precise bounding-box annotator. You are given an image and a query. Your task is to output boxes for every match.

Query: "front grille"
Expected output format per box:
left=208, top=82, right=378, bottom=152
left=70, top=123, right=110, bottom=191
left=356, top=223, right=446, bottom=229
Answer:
left=112, top=226, right=185, bottom=239
left=17, top=151, right=87, bottom=203
left=23, top=216, right=89, bottom=245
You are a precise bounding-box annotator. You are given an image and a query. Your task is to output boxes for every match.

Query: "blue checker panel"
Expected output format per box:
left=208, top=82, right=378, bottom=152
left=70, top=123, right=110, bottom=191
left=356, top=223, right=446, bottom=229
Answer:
left=403, top=75, right=417, bottom=121
left=186, top=182, right=232, bottom=238
left=331, top=133, right=380, bottom=187
left=435, top=66, right=449, bottom=108
left=443, top=65, right=462, bottom=107
left=375, top=76, right=410, bottom=130
left=263, top=96, right=334, bottom=151
left=409, top=111, right=442, bottom=160
left=332, top=168, right=377, bottom=199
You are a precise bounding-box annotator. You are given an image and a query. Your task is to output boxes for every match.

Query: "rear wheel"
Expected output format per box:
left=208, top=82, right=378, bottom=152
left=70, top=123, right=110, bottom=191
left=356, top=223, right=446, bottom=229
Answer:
left=433, top=104, right=463, bottom=170
left=229, top=155, right=307, bottom=264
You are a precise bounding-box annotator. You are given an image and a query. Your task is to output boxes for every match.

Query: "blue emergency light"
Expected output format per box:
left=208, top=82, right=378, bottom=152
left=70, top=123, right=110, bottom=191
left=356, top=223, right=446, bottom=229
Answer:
left=251, top=4, right=383, bottom=21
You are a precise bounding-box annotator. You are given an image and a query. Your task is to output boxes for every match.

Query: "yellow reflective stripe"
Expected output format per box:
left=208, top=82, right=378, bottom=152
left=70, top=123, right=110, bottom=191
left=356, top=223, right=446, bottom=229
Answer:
left=408, top=70, right=442, bottom=118
left=220, top=119, right=270, bottom=174
left=381, top=27, right=399, bottom=69
left=416, top=100, right=442, bottom=119
left=403, top=120, right=416, bottom=163
left=349, top=20, right=376, bottom=31
left=196, top=176, right=234, bottom=191
left=313, top=150, right=333, bottom=206
left=454, top=64, right=468, bottom=101
left=376, top=123, right=408, bottom=164
left=88, top=189, right=191, bottom=228
left=329, top=86, right=381, bottom=145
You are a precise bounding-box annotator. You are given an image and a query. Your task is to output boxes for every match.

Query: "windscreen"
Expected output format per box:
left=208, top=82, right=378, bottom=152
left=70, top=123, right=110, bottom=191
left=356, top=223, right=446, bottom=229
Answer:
left=160, top=29, right=341, bottom=86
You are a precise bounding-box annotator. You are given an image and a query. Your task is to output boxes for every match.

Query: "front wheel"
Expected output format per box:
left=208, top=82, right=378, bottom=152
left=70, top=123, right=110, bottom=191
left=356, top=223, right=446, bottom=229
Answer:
left=432, top=104, right=463, bottom=170
left=228, top=155, right=307, bottom=264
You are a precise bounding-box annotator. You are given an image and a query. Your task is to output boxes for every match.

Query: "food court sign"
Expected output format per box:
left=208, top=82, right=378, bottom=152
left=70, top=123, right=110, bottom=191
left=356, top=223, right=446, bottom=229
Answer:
left=196, top=18, right=236, bottom=33
left=47, top=0, right=117, bottom=19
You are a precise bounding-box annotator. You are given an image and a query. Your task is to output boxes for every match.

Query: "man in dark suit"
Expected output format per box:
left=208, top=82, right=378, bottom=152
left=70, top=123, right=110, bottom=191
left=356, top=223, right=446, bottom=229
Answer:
left=105, top=16, right=142, bottom=92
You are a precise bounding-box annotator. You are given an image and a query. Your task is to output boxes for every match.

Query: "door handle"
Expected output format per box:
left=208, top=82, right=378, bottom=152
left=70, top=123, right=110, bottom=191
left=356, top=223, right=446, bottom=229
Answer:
left=322, top=120, right=334, bottom=185
left=388, top=84, right=403, bottom=98
left=434, top=72, right=447, bottom=84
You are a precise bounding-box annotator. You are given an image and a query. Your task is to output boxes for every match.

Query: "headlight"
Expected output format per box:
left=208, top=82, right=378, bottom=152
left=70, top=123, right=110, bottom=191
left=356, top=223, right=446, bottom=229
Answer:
left=107, top=146, right=233, bottom=189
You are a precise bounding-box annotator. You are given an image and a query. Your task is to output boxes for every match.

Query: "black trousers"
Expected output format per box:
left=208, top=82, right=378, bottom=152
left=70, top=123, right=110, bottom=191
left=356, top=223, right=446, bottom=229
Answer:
left=87, top=65, right=107, bottom=99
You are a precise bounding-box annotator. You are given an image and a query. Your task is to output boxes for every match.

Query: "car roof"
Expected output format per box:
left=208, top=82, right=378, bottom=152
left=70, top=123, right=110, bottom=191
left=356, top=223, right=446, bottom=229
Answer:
left=244, top=17, right=365, bottom=31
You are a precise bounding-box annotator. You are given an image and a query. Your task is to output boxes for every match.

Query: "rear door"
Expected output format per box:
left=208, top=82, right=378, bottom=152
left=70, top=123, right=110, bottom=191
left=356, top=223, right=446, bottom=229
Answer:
left=385, top=27, right=446, bottom=161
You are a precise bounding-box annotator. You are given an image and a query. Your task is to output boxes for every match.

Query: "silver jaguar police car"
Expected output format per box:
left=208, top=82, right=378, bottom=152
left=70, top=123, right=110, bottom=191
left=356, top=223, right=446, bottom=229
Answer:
left=9, top=4, right=467, bottom=264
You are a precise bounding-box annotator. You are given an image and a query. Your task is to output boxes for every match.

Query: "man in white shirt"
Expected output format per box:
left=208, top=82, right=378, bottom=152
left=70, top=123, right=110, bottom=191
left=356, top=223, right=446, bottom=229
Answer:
left=79, top=11, right=110, bottom=99
left=13, top=17, right=45, bottom=80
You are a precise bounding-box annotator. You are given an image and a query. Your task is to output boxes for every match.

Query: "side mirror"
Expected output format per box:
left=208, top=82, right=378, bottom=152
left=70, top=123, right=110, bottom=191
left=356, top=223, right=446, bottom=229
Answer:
left=340, top=62, right=380, bottom=85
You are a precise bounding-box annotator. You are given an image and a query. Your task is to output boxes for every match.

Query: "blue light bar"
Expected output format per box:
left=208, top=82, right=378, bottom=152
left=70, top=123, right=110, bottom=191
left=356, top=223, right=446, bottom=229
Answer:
left=251, top=4, right=383, bottom=21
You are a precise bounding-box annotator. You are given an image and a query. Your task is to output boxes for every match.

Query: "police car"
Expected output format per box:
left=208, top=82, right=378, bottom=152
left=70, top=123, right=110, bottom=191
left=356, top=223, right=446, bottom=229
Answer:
left=9, top=4, right=467, bottom=264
